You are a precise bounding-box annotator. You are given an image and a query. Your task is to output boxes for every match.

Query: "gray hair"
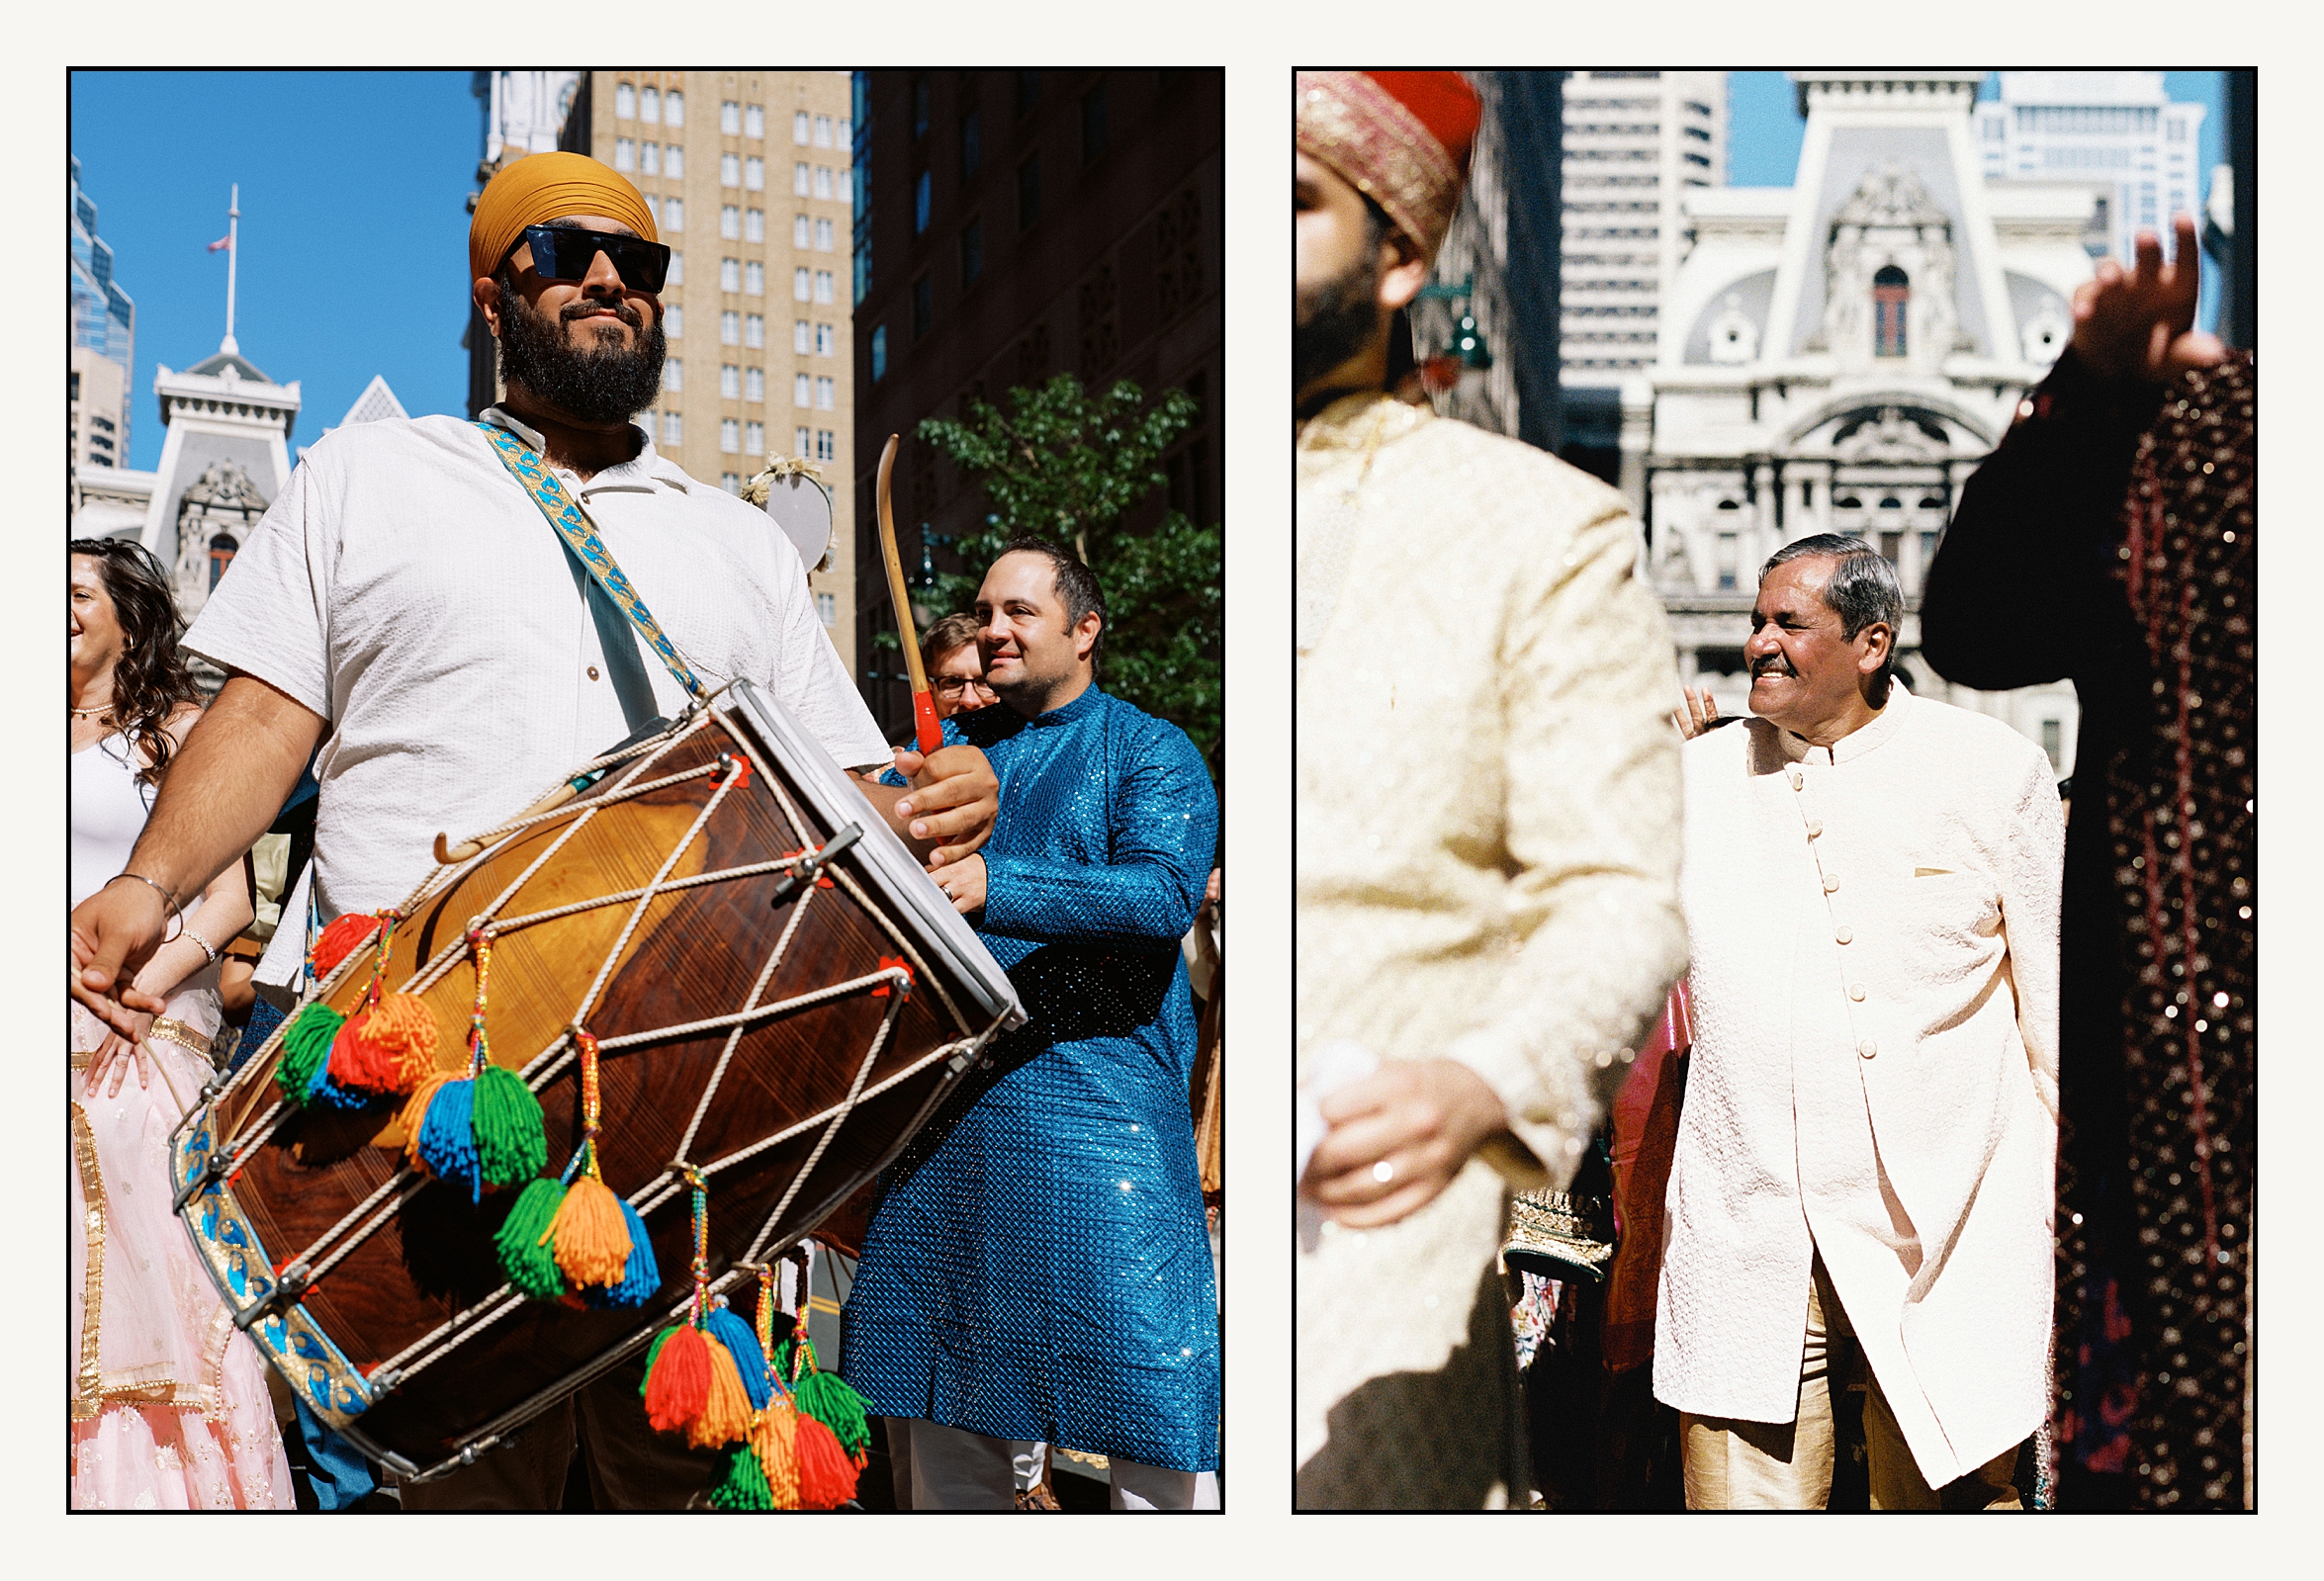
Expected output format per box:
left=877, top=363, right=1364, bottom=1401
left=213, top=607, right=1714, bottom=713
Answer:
left=1760, top=533, right=1904, bottom=692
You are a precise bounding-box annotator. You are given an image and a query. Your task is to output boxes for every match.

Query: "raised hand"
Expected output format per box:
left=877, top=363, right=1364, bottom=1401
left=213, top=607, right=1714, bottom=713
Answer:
left=1673, top=684, right=1719, bottom=741
left=2071, top=213, right=2228, bottom=384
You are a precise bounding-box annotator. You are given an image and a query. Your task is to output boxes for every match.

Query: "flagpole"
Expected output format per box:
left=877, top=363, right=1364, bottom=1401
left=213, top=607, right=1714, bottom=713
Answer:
left=222, top=184, right=239, bottom=355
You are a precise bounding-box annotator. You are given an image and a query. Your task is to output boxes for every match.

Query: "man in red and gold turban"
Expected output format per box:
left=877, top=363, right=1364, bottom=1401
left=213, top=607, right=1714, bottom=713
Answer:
left=1295, top=71, right=1688, bottom=1509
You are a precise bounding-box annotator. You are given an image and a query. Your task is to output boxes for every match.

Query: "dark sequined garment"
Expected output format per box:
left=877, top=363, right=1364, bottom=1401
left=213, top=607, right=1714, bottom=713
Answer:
left=1923, top=350, right=2255, bottom=1512
left=840, top=686, right=1221, bottom=1472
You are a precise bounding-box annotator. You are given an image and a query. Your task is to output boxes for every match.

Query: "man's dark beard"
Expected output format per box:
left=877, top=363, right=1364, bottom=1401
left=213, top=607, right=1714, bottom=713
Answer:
left=495, top=270, right=667, bottom=425
left=1294, top=247, right=1385, bottom=395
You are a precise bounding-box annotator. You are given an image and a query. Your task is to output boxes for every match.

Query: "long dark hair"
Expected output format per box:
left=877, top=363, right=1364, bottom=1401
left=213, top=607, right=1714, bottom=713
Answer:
left=70, top=538, right=200, bottom=790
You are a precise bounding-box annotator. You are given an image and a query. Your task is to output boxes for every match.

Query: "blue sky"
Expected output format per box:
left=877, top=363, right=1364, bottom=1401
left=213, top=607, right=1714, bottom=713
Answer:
left=70, top=71, right=484, bottom=472
left=1729, top=70, right=2229, bottom=331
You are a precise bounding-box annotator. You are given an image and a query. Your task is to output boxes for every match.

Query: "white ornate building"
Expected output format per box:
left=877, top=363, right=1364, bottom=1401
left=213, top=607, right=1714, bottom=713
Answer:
left=1640, top=72, right=2097, bottom=772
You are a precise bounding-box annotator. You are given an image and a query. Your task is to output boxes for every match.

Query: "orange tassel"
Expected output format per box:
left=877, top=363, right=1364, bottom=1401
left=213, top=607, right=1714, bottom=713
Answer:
left=313, top=913, right=382, bottom=979
left=548, top=1175, right=632, bottom=1288
left=793, top=1411, right=858, bottom=1509
left=328, top=994, right=440, bottom=1096
left=642, top=1324, right=711, bottom=1434
left=398, top=1070, right=456, bottom=1166
left=688, top=1340, right=757, bottom=1449
left=753, top=1402, right=801, bottom=1510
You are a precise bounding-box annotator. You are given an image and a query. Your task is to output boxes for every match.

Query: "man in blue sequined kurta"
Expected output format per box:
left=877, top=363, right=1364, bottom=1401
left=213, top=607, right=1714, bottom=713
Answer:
left=843, top=542, right=1219, bottom=1511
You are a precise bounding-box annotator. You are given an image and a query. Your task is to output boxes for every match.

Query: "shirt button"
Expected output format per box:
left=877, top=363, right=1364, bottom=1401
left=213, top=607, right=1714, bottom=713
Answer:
left=1848, top=984, right=1866, bottom=1002
left=1857, top=1039, right=1877, bottom=1060
left=587, top=665, right=601, bottom=680
left=1788, top=769, right=1804, bottom=790
left=1835, top=926, right=1853, bottom=944
left=1805, top=820, right=1824, bottom=837
left=1824, top=874, right=1840, bottom=893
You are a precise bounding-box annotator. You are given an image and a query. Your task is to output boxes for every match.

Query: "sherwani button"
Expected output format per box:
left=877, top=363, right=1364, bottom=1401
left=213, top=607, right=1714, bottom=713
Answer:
left=1857, top=1039, right=1877, bottom=1059
left=1834, top=926, right=1852, bottom=943
left=1806, top=820, right=1824, bottom=837
left=1788, top=770, right=1804, bottom=789
left=1848, top=984, right=1866, bottom=1002
left=1824, top=874, right=1840, bottom=892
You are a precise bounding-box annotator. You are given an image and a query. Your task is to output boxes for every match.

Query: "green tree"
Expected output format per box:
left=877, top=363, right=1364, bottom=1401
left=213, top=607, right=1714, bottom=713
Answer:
left=913, top=374, right=1222, bottom=776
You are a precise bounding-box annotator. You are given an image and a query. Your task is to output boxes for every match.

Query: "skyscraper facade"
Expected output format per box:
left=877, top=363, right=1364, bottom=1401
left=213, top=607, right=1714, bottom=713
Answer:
left=1975, top=72, right=2205, bottom=263
left=69, top=155, right=135, bottom=472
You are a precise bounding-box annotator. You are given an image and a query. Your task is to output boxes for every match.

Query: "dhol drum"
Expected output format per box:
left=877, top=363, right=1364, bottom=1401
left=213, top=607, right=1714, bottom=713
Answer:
left=168, top=680, right=1022, bottom=1482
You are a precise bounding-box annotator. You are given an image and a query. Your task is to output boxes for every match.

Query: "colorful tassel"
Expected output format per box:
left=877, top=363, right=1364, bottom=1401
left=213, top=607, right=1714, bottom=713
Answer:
left=312, top=912, right=381, bottom=979
left=328, top=994, right=440, bottom=1096
left=274, top=1003, right=344, bottom=1105
left=793, top=1368, right=871, bottom=1464
left=752, top=1400, right=802, bottom=1509
left=412, top=1078, right=482, bottom=1200
left=471, top=1064, right=546, bottom=1189
left=704, top=1305, right=771, bottom=1412
left=549, top=1174, right=632, bottom=1289
left=689, top=1340, right=758, bottom=1449
left=582, top=1199, right=660, bottom=1309
left=707, top=1442, right=774, bottom=1511
left=792, top=1410, right=858, bottom=1509
left=494, top=1178, right=568, bottom=1299
left=641, top=1322, right=710, bottom=1434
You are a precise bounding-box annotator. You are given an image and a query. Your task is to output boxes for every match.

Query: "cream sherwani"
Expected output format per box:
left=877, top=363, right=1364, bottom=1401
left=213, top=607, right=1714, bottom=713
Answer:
left=1296, top=394, right=1685, bottom=1508
left=1654, top=683, right=2063, bottom=1488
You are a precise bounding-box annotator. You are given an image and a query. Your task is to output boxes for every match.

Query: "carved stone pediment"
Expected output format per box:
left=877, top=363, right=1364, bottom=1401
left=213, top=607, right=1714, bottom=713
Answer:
left=1832, top=162, right=1949, bottom=230
left=1832, top=406, right=1949, bottom=463
left=178, top=459, right=267, bottom=515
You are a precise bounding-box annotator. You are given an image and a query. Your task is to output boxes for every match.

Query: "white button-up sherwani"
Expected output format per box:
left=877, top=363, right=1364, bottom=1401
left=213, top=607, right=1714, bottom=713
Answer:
left=1654, top=683, right=2064, bottom=1487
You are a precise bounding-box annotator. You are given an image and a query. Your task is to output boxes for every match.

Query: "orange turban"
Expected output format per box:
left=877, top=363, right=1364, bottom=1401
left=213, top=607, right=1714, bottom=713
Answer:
left=468, top=151, right=659, bottom=283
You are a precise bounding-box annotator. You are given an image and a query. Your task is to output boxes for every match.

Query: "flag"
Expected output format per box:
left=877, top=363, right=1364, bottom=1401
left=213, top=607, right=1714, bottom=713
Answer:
left=208, top=236, right=230, bottom=252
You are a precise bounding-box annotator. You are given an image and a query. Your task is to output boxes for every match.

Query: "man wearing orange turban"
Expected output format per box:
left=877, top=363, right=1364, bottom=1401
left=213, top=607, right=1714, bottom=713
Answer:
left=69, top=149, right=1005, bottom=1510
left=1295, top=72, right=1687, bottom=1508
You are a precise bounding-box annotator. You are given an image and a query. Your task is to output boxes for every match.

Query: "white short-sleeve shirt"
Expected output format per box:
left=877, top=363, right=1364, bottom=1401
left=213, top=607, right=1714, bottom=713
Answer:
left=186, top=406, right=888, bottom=959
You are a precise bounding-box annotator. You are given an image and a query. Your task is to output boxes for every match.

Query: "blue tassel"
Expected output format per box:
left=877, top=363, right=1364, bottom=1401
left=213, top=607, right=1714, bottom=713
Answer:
left=705, top=1304, right=771, bottom=1411
left=414, top=1078, right=482, bottom=1202
left=306, top=1059, right=375, bottom=1110
left=584, top=1198, right=661, bottom=1309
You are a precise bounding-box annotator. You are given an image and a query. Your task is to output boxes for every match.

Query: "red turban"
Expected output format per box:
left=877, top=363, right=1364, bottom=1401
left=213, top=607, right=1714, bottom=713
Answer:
left=1296, top=71, right=1481, bottom=263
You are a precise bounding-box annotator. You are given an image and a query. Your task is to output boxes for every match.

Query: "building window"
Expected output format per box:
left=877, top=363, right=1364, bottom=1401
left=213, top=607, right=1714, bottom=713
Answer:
left=794, top=267, right=812, bottom=302
left=914, top=169, right=932, bottom=234
left=960, top=110, right=981, bottom=180
left=816, top=591, right=836, bottom=627
left=871, top=325, right=887, bottom=382
left=796, top=425, right=812, bottom=455
left=208, top=534, right=237, bottom=589
left=1018, top=153, right=1041, bottom=229
left=794, top=110, right=811, bottom=144
left=795, top=373, right=813, bottom=406
left=1017, top=69, right=1041, bottom=118
left=721, top=310, right=741, bottom=344
left=644, top=194, right=660, bottom=225
left=745, top=420, right=764, bottom=456
left=1873, top=265, right=1909, bottom=357
left=794, top=161, right=811, bottom=196
left=815, top=270, right=835, bottom=305
left=815, top=322, right=834, bottom=357
left=1081, top=80, right=1110, bottom=164
left=722, top=153, right=742, bottom=187
left=746, top=103, right=764, bottom=139
left=666, top=305, right=684, bottom=338
left=614, top=137, right=636, bottom=172
left=721, top=363, right=741, bottom=398
left=815, top=166, right=833, bottom=200
left=745, top=261, right=764, bottom=296
left=665, top=90, right=683, bottom=127
left=665, top=198, right=684, bottom=232
left=720, top=418, right=740, bottom=453
left=815, top=218, right=834, bottom=252
left=721, top=100, right=742, bottom=134
left=722, top=472, right=742, bottom=494
left=816, top=376, right=834, bottom=410
left=616, top=82, right=636, bottom=120
left=794, top=318, right=812, bottom=354
left=722, top=205, right=742, bottom=239
left=815, top=113, right=833, bottom=147
left=2040, top=719, right=2062, bottom=767
left=913, top=273, right=933, bottom=339
left=746, top=366, right=764, bottom=401
left=667, top=251, right=683, bottom=286
left=913, top=76, right=931, bottom=139
left=795, top=214, right=812, bottom=247
left=839, top=117, right=851, bottom=146
left=665, top=146, right=684, bottom=180
left=663, top=411, right=682, bottom=445
left=721, top=257, right=742, bottom=292
left=745, top=313, right=763, bottom=348
left=745, top=156, right=764, bottom=191
left=640, top=141, right=660, bottom=176
left=960, top=219, right=983, bottom=288
left=745, top=209, right=764, bottom=242
left=663, top=359, right=682, bottom=392
left=816, top=429, right=836, bottom=462
left=1716, top=531, right=1739, bottom=590
left=641, top=86, right=661, bottom=124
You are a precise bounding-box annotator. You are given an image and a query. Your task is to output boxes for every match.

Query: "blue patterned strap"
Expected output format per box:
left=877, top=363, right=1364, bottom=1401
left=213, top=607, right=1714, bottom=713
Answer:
left=476, top=421, right=709, bottom=705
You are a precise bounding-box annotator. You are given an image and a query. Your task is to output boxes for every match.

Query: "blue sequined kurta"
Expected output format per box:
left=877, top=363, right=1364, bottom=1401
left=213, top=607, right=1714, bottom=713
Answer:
left=841, top=685, right=1220, bottom=1472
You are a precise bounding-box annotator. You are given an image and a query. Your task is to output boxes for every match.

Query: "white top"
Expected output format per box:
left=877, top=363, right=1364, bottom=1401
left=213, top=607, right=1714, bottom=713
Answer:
left=1654, top=683, right=2063, bottom=1487
left=185, top=406, right=888, bottom=972
left=70, top=735, right=156, bottom=912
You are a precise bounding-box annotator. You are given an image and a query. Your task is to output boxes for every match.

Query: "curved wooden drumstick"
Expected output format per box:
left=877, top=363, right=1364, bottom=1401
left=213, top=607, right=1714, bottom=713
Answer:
left=874, top=433, right=942, bottom=755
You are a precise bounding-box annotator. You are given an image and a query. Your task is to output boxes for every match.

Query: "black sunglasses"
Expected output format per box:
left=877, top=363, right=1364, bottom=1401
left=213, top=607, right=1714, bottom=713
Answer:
left=507, top=224, right=670, bottom=293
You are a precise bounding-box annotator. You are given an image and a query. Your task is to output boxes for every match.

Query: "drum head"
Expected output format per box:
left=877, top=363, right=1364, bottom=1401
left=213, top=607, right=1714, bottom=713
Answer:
left=760, top=471, right=835, bottom=571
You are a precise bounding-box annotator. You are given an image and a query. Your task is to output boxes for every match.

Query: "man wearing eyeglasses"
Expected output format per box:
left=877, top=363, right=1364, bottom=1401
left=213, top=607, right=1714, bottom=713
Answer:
left=922, top=612, right=998, bottom=721
left=67, top=151, right=999, bottom=1511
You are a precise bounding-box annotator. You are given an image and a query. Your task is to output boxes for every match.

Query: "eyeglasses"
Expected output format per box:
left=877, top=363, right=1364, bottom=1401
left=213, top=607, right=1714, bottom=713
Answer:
left=931, top=675, right=996, bottom=698
left=507, top=224, right=670, bottom=293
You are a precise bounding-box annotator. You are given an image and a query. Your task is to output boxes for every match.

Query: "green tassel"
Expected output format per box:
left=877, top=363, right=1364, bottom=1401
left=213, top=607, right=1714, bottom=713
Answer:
left=493, top=1178, right=569, bottom=1299
left=274, top=1004, right=345, bottom=1106
left=793, top=1369, right=872, bottom=1460
left=707, top=1442, right=775, bottom=1511
left=471, top=1065, right=546, bottom=1188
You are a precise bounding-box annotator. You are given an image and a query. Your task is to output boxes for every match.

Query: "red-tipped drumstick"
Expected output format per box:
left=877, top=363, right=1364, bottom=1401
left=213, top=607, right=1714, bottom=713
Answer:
left=873, top=433, right=942, bottom=754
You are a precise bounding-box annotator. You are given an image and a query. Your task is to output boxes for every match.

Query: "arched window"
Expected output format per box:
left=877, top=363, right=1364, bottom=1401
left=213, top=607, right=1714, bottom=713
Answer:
left=1873, top=265, right=1909, bottom=358
left=208, top=533, right=238, bottom=589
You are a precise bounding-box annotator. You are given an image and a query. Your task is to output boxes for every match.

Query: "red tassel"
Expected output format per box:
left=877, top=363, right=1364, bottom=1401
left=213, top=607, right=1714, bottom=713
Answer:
left=642, top=1323, right=711, bottom=1435
left=313, top=914, right=382, bottom=979
left=792, top=1411, right=859, bottom=1509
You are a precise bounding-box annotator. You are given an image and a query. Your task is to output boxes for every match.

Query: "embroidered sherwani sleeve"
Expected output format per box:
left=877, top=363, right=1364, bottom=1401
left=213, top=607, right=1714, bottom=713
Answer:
left=2002, top=749, right=2067, bottom=1120
left=1441, top=496, right=1687, bottom=1185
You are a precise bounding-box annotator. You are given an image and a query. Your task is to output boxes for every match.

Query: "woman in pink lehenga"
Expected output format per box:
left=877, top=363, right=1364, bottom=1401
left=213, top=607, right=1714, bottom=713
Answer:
left=69, top=540, right=295, bottom=1510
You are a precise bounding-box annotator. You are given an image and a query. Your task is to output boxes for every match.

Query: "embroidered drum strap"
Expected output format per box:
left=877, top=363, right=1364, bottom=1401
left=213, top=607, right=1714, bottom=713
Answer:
left=477, top=421, right=710, bottom=707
